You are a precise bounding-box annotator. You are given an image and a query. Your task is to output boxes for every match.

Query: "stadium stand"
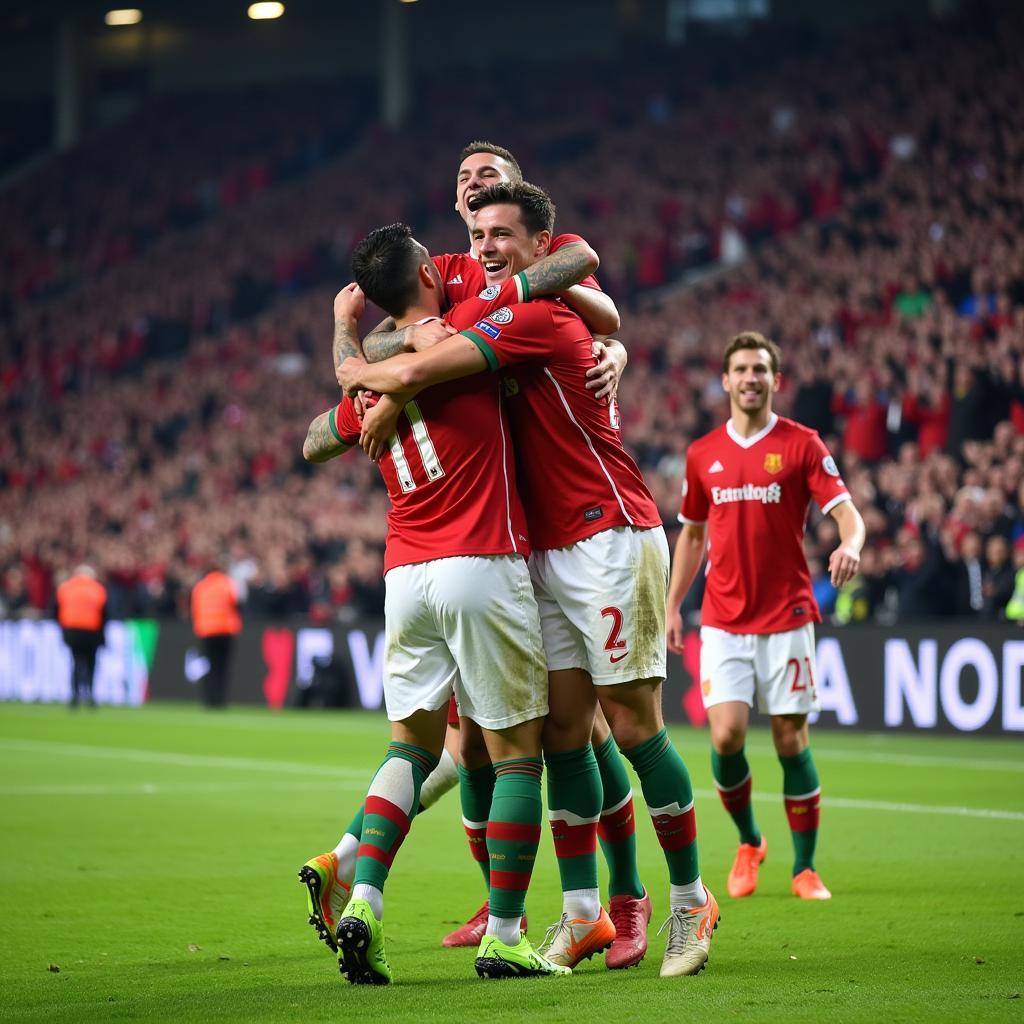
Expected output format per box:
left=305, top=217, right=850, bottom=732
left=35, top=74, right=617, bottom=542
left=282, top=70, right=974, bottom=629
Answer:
left=1, top=5, right=1023, bottom=625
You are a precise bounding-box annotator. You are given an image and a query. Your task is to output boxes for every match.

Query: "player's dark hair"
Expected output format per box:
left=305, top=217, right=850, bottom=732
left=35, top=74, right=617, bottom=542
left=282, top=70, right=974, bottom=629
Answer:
left=458, top=140, right=524, bottom=182
left=351, top=223, right=424, bottom=317
left=723, top=331, right=782, bottom=375
left=467, top=181, right=555, bottom=235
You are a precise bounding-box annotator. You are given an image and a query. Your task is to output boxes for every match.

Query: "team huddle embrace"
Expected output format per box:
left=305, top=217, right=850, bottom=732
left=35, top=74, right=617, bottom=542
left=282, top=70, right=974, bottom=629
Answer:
left=298, top=141, right=865, bottom=986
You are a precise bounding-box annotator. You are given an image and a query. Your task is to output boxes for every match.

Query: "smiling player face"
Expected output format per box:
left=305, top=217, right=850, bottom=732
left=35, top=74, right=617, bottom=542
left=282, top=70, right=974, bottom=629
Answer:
left=722, top=347, right=779, bottom=417
left=455, top=152, right=517, bottom=224
left=470, top=204, right=550, bottom=285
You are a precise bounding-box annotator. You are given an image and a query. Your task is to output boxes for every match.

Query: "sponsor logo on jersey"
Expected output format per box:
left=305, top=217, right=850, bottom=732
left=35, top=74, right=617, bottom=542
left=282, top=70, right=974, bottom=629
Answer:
left=711, top=482, right=782, bottom=505
left=709, top=460, right=724, bottom=474
left=702, top=678, right=712, bottom=697
left=822, top=455, right=840, bottom=477
left=474, top=319, right=502, bottom=340
left=764, top=452, right=783, bottom=474
left=478, top=285, right=500, bottom=300
left=609, top=652, right=629, bottom=664
left=584, top=506, right=604, bottom=522
left=793, top=606, right=806, bottom=616
left=488, top=306, right=514, bottom=325
left=448, top=274, right=464, bottom=285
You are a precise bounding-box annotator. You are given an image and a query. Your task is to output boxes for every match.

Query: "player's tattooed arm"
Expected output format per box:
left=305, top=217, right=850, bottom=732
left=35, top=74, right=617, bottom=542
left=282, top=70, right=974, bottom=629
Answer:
left=302, top=408, right=351, bottom=463
left=520, top=241, right=599, bottom=297
left=363, top=318, right=456, bottom=363
left=333, top=284, right=366, bottom=370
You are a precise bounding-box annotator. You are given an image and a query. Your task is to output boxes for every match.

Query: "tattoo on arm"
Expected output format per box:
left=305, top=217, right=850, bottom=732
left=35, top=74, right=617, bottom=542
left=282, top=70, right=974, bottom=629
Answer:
left=304, top=410, right=348, bottom=463
left=333, top=320, right=364, bottom=370
left=522, top=243, right=592, bottom=295
left=364, top=323, right=413, bottom=363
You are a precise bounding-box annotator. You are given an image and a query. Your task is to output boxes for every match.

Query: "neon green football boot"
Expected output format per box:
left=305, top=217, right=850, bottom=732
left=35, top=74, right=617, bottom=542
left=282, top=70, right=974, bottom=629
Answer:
left=337, top=898, right=392, bottom=985
left=475, top=934, right=572, bottom=979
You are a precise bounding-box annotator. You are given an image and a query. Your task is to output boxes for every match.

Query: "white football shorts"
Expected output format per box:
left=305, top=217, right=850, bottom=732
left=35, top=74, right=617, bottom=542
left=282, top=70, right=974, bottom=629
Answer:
left=383, top=554, right=548, bottom=730
left=529, top=525, right=669, bottom=685
left=698, top=623, right=820, bottom=715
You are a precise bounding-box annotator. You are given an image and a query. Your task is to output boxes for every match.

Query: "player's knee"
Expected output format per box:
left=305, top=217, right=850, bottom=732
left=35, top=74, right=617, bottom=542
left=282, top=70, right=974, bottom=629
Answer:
left=710, top=721, right=746, bottom=754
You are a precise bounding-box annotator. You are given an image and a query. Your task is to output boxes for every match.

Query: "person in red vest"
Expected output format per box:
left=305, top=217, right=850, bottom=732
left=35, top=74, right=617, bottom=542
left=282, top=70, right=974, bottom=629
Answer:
left=56, top=565, right=108, bottom=707
left=190, top=560, right=242, bottom=708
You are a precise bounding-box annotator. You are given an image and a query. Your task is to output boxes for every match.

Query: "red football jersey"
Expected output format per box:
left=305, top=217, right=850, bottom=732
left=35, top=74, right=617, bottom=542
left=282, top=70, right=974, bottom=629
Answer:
left=433, top=233, right=602, bottom=307
left=454, top=297, right=661, bottom=550
left=332, top=385, right=529, bottom=574
left=679, top=414, right=852, bottom=634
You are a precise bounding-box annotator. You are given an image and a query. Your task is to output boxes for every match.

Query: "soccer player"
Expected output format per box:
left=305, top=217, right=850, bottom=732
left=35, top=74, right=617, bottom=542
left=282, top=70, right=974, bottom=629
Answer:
left=665, top=332, right=865, bottom=901
left=299, top=221, right=610, bottom=960
left=303, top=223, right=619, bottom=984
left=344, top=141, right=646, bottom=960
left=339, top=182, right=719, bottom=979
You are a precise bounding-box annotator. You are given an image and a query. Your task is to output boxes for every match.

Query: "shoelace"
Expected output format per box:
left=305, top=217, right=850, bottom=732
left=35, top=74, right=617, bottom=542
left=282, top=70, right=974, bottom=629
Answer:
left=539, top=913, right=571, bottom=954
left=609, top=902, right=639, bottom=936
left=656, top=909, right=694, bottom=956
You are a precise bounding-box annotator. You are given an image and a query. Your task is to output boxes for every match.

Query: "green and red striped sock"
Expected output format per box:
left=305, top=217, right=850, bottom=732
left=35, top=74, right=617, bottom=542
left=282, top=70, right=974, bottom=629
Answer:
left=622, top=728, right=700, bottom=885
left=545, top=745, right=601, bottom=895
left=352, top=741, right=438, bottom=893
left=486, top=757, right=544, bottom=921
left=780, top=748, right=820, bottom=874
left=458, top=762, right=495, bottom=888
left=712, top=747, right=762, bottom=847
left=594, top=734, right=644, bottom=899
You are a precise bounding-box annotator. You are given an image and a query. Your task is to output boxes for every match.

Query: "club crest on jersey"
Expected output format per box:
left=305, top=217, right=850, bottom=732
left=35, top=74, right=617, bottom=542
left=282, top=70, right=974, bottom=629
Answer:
left=764, top=452, right=783, bottom=474
left=478, top=285, right=500, bottom=300
left=474, top=319, right=502, bottom=340
left=488, top=306, right=514, bottom=325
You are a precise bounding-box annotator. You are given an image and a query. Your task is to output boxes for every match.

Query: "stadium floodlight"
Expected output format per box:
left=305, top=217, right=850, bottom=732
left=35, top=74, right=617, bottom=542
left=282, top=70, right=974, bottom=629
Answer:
left=247, top=2, right=285, bottom=18
left=104, top=8, right=143, bottom=25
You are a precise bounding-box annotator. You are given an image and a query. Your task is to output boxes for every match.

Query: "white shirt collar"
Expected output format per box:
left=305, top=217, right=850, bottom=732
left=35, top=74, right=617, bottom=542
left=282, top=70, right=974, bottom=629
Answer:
left=726, top=413, right=778, bottom=449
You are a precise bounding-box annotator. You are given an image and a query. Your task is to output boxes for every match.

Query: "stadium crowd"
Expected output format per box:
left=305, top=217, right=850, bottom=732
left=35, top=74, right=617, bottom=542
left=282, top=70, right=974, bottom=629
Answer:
left=1, top=6, right=1022, bottom=625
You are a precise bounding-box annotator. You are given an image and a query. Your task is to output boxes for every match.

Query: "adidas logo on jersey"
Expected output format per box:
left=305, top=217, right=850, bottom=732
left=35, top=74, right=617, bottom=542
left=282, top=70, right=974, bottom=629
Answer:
left=709, top=460, right=725, bottom=474
left=447, top=274, right=463, bottom=285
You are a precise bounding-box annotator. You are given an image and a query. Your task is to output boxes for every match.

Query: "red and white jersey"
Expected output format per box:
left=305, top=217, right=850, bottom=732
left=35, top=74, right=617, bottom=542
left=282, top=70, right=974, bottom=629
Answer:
left=433, top=233, right=602, bottom=308
left=679, top=413, right=851, bottom=635
left=333, top=385, right=529, bottom=574
left=453, top=296, right=661, bottom=550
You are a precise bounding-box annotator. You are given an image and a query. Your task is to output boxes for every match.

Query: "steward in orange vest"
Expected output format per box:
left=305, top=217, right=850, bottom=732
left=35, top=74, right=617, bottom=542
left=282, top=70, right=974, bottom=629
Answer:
left=57, top=566, right=107, bottom=707
left=191, top=569, right=241, bottom=707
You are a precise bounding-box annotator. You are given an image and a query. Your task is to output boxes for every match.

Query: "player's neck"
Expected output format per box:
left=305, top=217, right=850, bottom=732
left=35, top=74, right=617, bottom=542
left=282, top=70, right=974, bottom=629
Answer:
left=728, top=407, right=774, bottom=438
left=396, top=302, right=442, bottom=328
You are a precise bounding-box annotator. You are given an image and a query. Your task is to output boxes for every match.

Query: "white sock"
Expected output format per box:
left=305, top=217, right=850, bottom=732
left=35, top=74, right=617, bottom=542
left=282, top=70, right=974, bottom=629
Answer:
left=670, top=877, right=708, bottom=911
left=332, top=832, right=358, bottom=886
left=487, top=915, right=522, bottom=945
left=352, top=883, right=384, bottom=920
left=419, top=748, right=458, bottom=810
left=562, top=888, right=601, bottom=921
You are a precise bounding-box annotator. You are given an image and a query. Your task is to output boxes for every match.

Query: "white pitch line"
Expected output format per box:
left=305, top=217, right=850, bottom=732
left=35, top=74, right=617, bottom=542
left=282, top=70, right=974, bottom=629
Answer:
left=750, top=745, right=1024, bottom=774
left=0, top=739, right=368, bottom=780
left=0, top=739, right=1020, bottom=821
left=0, top=779, right=356, bottom=797
left=691, top=788, right=1024, bottom=823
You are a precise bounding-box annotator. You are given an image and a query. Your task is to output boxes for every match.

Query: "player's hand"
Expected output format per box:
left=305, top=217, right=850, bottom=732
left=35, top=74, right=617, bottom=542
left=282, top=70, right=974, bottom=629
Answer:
left=360, top=395, right=402, bottom=461
left=337, top=356, right=368, bottom=397
left=828, top=544, right=861, bottom=587
left=407, top=320, right=456, bottom=352
left=334, top=283, right=365, bottom=322
left=353, top=390, right=373, bottom=421
left=586, top=338, right=627, bottom=403
left=666, top=607, right=686, bottom=655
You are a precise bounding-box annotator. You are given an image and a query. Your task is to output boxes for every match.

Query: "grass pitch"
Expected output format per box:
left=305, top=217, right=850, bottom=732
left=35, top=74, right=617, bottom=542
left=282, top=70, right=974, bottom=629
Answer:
left=1, top=703, right=1021, bottom=1023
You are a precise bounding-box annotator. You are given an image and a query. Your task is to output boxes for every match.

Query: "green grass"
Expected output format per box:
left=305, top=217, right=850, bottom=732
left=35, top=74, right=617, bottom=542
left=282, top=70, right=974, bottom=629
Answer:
left=1, top=703, right=1022, bottom=1023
